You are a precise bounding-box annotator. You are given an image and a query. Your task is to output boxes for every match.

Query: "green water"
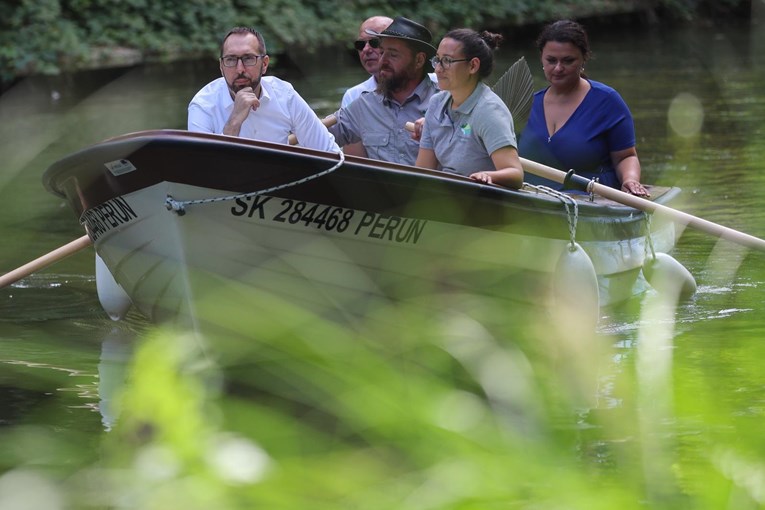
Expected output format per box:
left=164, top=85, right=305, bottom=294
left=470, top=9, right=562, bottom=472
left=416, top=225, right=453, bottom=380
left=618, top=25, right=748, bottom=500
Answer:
left=0, top=17, right=764, bottom=508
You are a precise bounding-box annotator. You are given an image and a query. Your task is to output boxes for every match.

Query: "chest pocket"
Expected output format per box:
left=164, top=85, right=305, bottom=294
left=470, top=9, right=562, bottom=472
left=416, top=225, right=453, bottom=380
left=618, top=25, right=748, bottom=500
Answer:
left=361, top=132, right=390, bottom=148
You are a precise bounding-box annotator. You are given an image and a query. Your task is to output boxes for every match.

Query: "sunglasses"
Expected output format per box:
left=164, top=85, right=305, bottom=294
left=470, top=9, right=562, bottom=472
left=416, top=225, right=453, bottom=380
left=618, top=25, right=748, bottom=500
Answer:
left=354, top=38, right=380, bottom=51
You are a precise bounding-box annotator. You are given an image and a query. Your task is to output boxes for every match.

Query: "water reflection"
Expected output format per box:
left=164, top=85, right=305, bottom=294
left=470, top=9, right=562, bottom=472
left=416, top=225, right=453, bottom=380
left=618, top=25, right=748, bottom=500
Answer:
left=1, top=274, right=99, bottom=322
left=97, top=327, right=136, bottom=431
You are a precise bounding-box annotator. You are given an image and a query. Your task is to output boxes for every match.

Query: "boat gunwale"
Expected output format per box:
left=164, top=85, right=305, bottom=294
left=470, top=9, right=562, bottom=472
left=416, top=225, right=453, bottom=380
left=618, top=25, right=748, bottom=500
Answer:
left=44, top=129, right=679, bottom=206
left=42, top=129, right=681, bottom=243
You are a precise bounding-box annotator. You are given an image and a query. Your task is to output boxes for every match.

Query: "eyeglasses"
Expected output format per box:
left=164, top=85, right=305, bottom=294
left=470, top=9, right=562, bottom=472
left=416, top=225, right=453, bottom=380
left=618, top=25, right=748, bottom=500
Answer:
left=430, top=56, right=470, bottom=69
left=220, top=54, right=266, bottom=67
left=354, top=38, right=380, bottom=51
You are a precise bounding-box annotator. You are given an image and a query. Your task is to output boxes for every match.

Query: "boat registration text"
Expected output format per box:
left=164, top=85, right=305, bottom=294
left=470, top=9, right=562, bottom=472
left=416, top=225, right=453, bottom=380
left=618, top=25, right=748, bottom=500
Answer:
left=80, top=196, right=139, bottom=241
left=231, top=196, right=427, bottom=245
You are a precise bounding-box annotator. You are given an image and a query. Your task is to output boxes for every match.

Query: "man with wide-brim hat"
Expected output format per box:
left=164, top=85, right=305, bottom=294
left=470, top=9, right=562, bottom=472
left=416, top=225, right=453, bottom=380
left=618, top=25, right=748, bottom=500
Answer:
left=364, top=16, right=437, bottom=55
left=328, top=16, right=439, bottom=165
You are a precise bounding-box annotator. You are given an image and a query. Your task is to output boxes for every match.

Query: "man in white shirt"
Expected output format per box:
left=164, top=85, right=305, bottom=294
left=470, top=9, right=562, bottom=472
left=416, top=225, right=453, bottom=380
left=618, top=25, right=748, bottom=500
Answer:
left=341, top=16, right=393, bottom=108
left=188, top=27, right=339, bottom=152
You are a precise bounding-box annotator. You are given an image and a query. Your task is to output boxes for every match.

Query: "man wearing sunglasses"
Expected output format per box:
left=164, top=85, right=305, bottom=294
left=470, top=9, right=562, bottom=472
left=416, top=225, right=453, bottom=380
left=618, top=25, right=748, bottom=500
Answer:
left=188, top=27, right=339, bottom=152
left=328, top=17, right=438, bottom=166
left=341, top=16, right=393, bottom=109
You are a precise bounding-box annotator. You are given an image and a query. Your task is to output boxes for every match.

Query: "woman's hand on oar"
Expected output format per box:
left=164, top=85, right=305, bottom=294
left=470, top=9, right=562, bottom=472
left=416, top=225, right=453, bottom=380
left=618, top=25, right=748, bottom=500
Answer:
left=0, top=234, right=92, bottom=289
left=289, top=114, right=337, bottom=145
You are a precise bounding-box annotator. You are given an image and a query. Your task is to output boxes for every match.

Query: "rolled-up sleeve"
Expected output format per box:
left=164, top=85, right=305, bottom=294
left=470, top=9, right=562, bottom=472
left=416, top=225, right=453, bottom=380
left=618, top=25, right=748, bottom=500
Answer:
left=289, top=93, right=340, bottom=152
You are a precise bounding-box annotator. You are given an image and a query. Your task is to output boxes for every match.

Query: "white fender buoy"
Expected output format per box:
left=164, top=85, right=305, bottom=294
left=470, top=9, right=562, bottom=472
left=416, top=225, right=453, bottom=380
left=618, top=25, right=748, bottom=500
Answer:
left=552, top=242, right=600, bottom=332
left=96, top=253, right=132, bottom=320
left=642, top=252, right=697, bottom=300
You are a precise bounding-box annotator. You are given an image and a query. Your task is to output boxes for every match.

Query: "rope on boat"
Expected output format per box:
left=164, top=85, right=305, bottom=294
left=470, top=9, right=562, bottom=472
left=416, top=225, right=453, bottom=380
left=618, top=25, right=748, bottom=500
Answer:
left=522, top=184, right=580, bottom=250
left=165, top=150, right=346, bottom=216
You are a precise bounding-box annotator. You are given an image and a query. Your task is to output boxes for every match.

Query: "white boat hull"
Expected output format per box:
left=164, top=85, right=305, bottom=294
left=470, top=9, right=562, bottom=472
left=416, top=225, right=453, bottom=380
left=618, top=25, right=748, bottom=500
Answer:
left=43, top=130, right=680, bottom=330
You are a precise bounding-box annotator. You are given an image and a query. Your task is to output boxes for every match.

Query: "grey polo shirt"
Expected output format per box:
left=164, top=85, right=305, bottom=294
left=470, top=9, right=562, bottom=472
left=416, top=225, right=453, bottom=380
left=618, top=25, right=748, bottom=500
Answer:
left=420, top=82, right=517, bottom=177
left=329, top=77, right=439, bottom=166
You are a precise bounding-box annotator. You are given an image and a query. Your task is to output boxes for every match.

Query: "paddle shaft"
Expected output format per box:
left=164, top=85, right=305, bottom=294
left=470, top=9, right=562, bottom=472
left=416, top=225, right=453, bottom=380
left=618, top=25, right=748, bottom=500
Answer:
left=0, top=234, right=92, bottom=289
left=520, top=158, right=765, bottom=252
left=402, top=121, right=765, bottom=251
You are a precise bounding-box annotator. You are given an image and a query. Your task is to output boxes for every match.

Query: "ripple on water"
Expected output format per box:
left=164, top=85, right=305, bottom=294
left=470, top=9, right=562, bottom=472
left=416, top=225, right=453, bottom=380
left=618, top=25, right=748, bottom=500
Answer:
left=1, top=273, right=103, bottom=322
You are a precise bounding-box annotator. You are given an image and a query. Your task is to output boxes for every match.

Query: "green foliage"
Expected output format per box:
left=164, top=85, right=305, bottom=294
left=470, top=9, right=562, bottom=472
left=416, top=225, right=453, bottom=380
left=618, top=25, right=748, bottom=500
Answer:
left=0, top=0, right=751, bottom=89
left=1, top=287, right=763, bottom=508
left=0, top=0, right=86, bottom=82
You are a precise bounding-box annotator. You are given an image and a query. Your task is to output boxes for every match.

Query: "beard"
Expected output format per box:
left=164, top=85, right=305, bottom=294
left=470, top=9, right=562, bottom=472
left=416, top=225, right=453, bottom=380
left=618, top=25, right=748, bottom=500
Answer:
left=377, top=63, right=419, bottom=97
left=229, top=72, right=262, bottom=94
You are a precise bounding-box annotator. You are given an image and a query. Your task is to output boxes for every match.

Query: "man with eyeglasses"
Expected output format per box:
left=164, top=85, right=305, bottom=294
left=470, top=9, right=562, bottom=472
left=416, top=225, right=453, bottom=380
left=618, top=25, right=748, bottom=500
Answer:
left=188, top=27, right=339, bottom=152
left=341, top=16, right=393, bottom=109
left=328, top=17, right=438, bottom=166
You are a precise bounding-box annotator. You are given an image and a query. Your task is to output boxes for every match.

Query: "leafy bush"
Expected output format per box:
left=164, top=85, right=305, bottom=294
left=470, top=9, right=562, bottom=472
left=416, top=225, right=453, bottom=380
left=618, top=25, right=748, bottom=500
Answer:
left=0, top=0, right=86, bottom=82
left=0, top=0, right=750, bottom=86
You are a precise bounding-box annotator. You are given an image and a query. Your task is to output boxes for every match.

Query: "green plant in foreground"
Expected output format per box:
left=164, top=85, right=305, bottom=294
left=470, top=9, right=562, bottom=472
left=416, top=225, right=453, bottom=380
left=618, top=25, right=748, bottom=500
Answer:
left=1, top=285, right=763, bottom=509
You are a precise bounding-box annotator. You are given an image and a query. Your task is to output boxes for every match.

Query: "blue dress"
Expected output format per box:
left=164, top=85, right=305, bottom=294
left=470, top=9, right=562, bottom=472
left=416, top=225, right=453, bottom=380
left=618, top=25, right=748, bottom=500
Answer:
left=518, top=80, right=636, bottom=190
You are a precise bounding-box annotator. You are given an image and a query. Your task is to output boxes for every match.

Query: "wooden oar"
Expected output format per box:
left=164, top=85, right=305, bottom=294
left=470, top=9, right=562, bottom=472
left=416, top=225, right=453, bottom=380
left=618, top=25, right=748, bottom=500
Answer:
left=402, top=119, right=765, bottom=252
left=0, top=234, right=92, bottom=289
left=520, top=158, right=765, bottom=252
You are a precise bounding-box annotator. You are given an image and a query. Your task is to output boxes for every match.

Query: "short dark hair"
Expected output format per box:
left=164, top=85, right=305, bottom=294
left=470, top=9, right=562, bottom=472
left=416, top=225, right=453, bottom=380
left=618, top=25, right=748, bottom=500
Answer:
left=220, top=27, right=267, bottom=57
left=535, top=20, right=591, bottom=62
left=443, top=28, right=503, bottom=80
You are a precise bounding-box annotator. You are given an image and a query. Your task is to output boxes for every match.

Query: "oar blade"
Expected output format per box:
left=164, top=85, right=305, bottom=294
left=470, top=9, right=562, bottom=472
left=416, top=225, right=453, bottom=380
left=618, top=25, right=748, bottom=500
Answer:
left=491, top=56, right=535, bottom=132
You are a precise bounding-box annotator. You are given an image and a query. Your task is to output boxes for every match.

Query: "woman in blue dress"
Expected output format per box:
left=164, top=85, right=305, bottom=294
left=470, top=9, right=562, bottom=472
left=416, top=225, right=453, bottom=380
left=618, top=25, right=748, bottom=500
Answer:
left=519, top=20, right=649, bottom=197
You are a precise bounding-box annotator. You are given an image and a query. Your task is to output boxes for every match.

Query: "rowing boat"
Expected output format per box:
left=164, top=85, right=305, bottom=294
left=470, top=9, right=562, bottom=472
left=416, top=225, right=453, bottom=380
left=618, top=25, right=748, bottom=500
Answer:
left=42, top=129, right=682, bottom=330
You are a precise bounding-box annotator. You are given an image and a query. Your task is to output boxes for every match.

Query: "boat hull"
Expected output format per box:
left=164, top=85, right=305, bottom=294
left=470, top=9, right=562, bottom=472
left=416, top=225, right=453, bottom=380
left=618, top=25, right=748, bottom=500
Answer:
left=43, top=130, right=679, bottom=329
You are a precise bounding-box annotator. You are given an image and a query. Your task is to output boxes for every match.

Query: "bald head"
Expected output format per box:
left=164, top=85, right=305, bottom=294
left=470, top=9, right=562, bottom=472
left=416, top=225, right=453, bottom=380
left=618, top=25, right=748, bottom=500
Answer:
left=359, top=16, right=393, bottom=37
left=356, top=16, right=393, bottom=76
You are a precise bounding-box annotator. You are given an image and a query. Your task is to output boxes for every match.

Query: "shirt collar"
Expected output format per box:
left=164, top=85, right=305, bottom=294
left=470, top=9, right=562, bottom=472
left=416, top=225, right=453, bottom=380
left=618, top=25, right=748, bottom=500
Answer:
left=451, top=82, right=487, bottom=115
left=382, top=75, right=437, bottom=107
left=258, top=78, right=271, bottom=103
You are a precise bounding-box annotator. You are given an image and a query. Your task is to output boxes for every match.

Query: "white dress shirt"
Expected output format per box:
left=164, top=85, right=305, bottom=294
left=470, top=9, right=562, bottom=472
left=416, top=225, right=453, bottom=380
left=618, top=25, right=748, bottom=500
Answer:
left=188, top=76, right=339, bottom=152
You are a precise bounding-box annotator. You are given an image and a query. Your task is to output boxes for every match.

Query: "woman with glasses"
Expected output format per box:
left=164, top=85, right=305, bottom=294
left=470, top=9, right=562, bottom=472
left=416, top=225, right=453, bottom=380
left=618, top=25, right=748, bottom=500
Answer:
left=519, top=20, right=648, bottom=196
left=415, top=29, right=524, bottom=189
left=188, top=27, right=339, bottom=152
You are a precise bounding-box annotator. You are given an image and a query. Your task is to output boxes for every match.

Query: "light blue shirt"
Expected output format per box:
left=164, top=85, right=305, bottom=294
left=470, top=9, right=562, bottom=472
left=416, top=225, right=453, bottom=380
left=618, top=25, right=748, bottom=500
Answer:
left=420, top=82, right=517, bottom=177
left=341, top=76, right=377, bottom=108
left=329, top=77, right=439, bottom=165
left=341, top=73, right=438, bottom=108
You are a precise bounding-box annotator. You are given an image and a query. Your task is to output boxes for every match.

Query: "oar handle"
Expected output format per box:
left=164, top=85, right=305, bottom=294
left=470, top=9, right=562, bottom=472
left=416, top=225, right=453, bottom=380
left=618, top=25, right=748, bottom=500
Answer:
left=289, top=114, right=337, bottom=145
left=520, top=158, right=765, bottom=252
left=0, top=234, right=92, bottom=289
